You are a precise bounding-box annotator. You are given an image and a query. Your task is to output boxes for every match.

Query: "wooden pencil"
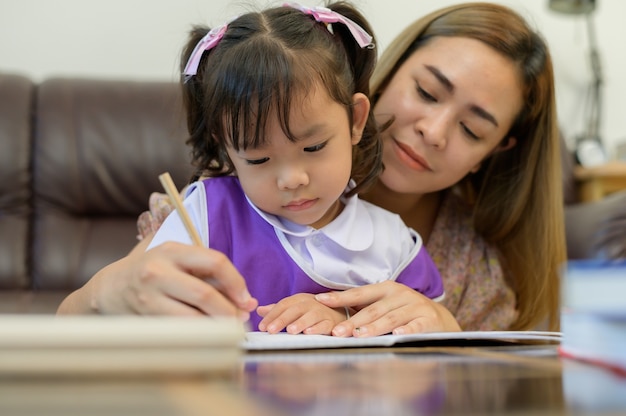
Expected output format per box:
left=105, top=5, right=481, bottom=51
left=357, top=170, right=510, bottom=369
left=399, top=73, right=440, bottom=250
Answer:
left=158, top=172, right=203, bottom=247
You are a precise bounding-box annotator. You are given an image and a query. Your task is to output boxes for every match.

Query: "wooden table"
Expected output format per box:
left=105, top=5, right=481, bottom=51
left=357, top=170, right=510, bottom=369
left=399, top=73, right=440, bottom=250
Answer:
left=1, top=344, right=624, bottom=415
left=574, top=160, right=626, bottom=202
left=0, top=296, right=623, bottom=414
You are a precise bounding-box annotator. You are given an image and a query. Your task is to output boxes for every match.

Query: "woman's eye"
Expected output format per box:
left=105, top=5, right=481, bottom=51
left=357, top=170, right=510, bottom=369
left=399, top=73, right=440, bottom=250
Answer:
left=245, top=157, right=269, bottom=165
left=304, top=141, right=327, bottom=152
left=417, top=84, right=436, bottom=102
left=461, top=123, right=479, bottom=140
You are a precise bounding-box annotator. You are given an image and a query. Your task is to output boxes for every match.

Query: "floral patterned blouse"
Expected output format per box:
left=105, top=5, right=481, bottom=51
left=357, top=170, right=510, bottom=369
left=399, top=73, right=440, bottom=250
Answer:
left=427, top=191, right=518, bottom=330
left=137, top=189, right=518, bottom=331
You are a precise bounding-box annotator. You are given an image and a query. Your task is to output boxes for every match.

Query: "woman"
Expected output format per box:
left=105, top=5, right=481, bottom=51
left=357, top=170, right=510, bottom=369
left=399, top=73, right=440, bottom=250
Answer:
left=57, top=2, right=565, bottom=335
left=316, top=2, right=566, bottom=336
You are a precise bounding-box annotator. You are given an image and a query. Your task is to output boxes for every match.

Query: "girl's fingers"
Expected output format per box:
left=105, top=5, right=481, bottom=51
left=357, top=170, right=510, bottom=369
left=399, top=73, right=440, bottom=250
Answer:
left=315, top=287, right=376, bottom=308
left=302, top=320, right=334, bottom=335
left=256, top=304, right=275, bottom=318
left=315, top=281, right=407, bottom=309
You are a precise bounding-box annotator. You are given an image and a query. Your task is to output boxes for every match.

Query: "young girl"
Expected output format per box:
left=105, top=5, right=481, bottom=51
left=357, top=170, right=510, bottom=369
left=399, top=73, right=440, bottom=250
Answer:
left=146, top=2, right=442, bottom=333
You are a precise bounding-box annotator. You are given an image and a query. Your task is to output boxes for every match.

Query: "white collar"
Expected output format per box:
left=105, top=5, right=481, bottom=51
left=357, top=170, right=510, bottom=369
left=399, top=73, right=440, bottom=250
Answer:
left=246, top=181, right=374, bottom=251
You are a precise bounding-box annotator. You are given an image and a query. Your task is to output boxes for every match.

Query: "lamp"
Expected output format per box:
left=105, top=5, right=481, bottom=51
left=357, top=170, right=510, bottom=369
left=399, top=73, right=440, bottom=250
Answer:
left=549, top=0, right=595, bottom=14
left=549, top=0, right=606, bottom=166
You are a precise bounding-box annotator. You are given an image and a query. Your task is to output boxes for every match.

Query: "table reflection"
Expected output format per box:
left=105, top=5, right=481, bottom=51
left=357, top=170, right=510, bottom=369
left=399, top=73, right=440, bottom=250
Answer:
left=242, top=350, right=565, bottom=415
left=562, top=358, right=626, bottom=413
left=2, top=346, right=626, bottom=415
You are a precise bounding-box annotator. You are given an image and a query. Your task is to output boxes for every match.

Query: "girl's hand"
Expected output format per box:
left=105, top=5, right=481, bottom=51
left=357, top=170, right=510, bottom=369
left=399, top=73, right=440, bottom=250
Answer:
left=314, top=281, right=461, bottom=337
left=257, top=293, right=347, bottom=335
left=58, top=241, right=258, bottom=319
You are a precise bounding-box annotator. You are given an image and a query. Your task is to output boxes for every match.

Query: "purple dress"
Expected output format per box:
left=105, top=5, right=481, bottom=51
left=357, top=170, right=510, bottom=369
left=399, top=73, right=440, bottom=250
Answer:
left=201, top=177, right=443, bottom=330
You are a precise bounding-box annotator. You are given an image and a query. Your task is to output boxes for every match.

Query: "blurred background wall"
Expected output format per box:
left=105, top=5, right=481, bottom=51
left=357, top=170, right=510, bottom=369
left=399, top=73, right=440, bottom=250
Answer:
left=1, top=0, right=624, bottom=157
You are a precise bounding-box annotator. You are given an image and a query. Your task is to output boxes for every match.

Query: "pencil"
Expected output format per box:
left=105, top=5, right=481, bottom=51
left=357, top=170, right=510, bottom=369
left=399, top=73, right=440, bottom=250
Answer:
left=158, top=172, right=203, bottom=247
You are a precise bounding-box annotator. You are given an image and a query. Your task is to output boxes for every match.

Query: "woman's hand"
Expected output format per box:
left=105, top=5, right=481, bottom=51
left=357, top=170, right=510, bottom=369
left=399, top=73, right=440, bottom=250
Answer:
left=257, top=293, right=347, bottom=335
left=314, top=281, right=461, bottom=337
left=57, top=241, right=258, bottom=319
left=137, top=192, right=177, bottom=240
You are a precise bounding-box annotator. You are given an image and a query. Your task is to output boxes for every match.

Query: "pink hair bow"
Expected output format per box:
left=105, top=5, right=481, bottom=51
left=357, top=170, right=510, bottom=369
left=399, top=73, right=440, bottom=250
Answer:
left=284, top=2, right=374, bottom=49
left=183, top=22, right=231, bottom=76
left=183, top=3, right=375, bottom=78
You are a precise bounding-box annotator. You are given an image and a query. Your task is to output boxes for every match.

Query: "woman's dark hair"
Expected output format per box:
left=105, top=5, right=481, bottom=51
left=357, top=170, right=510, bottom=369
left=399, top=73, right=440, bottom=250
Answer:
left=181, top=1, right=380, bottom=196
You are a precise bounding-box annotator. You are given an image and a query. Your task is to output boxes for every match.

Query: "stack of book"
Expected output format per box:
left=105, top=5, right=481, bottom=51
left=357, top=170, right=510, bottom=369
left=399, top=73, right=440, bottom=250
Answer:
left=0, top=315, right=245, bottom=375
left=559, top=259, right=626, bottom=375
left=560, top=260, right=626, bottom=412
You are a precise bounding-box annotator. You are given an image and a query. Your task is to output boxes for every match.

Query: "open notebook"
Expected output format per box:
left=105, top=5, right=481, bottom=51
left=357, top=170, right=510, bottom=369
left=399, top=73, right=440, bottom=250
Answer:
left=0, top=315, right=245, bottom=375
left=243, top=330, right=562, bottom=351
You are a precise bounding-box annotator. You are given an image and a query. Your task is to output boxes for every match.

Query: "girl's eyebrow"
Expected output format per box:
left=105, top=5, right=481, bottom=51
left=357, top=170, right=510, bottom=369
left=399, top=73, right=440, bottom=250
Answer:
left=424, top=64, right=499, bottom=127
left=291, top=123, right=326, bottom=141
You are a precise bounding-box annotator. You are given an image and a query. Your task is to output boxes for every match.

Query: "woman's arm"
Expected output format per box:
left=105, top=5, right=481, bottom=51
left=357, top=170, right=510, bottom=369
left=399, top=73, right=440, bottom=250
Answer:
left=57, top=239, right=258, bottom=318
left=57, top=182, right=260, bottom=316
left=315, top=281, right=461, bottom=337
left=57, top=237, right=152, bottom=314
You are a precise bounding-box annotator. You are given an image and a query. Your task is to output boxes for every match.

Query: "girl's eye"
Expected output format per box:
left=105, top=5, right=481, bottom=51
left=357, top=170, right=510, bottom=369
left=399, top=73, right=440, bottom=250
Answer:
left=416, top=84, right=436, bottom=102
left=304, top=141, right=328, bottom=152
left=461, top=123, right=480, bottom=140
left=245, top=157, right=269, bottom=165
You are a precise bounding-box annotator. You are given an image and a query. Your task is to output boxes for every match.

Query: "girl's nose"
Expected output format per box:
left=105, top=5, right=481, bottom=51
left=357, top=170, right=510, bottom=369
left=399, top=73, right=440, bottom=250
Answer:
left=277, top=165, right=309, bottom=190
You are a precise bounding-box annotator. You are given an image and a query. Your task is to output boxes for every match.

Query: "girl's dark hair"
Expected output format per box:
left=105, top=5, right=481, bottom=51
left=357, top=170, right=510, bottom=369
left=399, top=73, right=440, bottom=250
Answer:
left=181, top=1, right=380, bottom=196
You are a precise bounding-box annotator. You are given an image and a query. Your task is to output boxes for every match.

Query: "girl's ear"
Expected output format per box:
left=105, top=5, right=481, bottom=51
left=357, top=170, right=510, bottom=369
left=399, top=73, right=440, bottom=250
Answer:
left=350, top=93, right=370, bottom=145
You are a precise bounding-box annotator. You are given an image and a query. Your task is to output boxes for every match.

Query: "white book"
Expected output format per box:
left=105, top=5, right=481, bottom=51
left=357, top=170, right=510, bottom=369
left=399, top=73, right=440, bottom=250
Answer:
left=0, top=315, right=245, bottom=375
left=559, top=309, right=626, bottom=375
left=559, top=260, right=626, bottom=375
left=562, top=260, right=626, bottom=313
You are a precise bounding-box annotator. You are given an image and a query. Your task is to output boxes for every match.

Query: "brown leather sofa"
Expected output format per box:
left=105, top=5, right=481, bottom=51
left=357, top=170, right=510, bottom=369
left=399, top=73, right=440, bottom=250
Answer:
left=0, top=73, right=192, bottom=312
left=0, top=72, right=624, bottom=313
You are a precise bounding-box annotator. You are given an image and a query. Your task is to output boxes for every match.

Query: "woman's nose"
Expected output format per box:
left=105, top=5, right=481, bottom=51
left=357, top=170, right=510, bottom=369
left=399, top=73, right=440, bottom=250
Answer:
left=416, top=110, right=450, bottom=149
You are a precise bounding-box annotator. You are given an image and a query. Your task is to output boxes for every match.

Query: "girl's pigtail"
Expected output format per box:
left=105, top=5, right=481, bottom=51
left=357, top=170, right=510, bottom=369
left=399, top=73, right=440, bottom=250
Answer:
left=327, top=2, right=376, bottom=96
left=328, top=2, right=382, bottom=195
left=180, top=26, right=213, bottom=182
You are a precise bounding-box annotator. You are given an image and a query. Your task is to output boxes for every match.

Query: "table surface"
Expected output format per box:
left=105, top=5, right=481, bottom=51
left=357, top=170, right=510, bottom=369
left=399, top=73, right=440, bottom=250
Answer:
left=573, top=160, right=626, bottom=202
left=1, top=342, right=624, bottom=416
left=0, top=294, right=622, bottom=415
left=574, top=160, right=626, bottom=179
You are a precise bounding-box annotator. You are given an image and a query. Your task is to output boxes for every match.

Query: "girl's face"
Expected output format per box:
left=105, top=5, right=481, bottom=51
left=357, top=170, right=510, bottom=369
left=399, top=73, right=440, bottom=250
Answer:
left=226, top=86, right=368, bottom=229
left=374, top=36, right=524, bottom=195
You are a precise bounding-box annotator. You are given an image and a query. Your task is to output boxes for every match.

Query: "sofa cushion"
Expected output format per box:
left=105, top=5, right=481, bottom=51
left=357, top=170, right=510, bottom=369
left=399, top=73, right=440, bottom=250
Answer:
left=565, top=189, right=626, bottom=259
left=0, top=74, right=34, bottom=289
left=32, top=78, right=192, bottom=289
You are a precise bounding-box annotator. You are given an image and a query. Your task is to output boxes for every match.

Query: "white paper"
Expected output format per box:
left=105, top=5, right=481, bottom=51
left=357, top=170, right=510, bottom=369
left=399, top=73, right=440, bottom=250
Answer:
left=243, top=330, right=562, bottom=351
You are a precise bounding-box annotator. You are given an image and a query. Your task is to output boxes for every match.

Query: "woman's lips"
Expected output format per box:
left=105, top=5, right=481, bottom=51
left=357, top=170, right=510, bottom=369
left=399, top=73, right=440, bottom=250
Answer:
left=392, top=139, right=432, bottom=171
left=284, top=199, right=317, bottom=211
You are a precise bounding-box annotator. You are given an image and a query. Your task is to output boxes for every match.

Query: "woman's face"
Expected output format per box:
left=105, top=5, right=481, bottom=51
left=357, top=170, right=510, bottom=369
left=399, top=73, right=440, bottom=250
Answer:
left=373, top=36, right=524, bottom=195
